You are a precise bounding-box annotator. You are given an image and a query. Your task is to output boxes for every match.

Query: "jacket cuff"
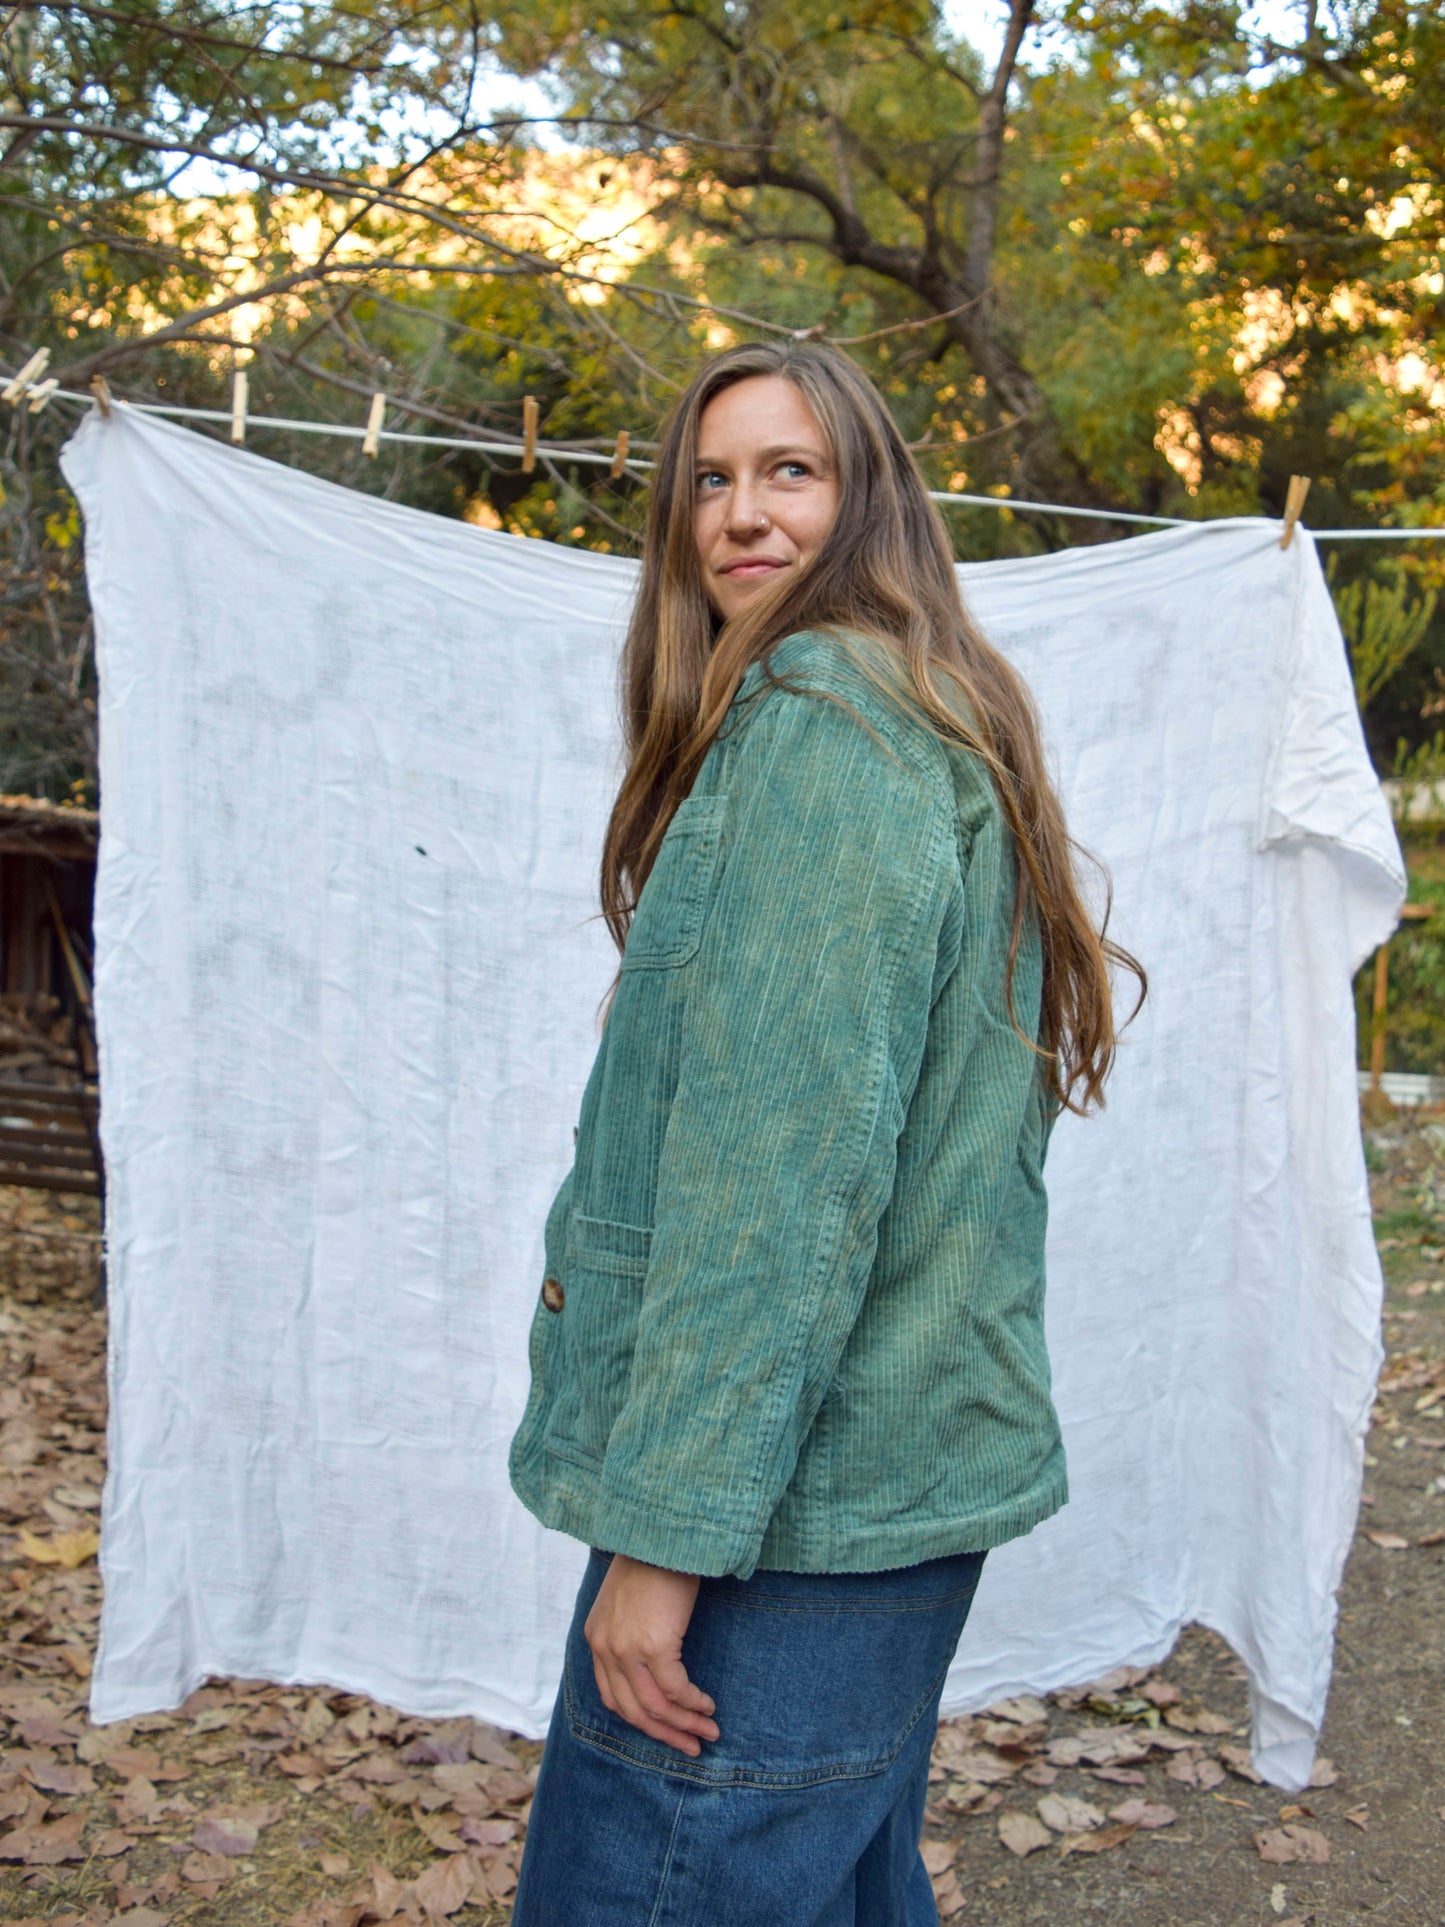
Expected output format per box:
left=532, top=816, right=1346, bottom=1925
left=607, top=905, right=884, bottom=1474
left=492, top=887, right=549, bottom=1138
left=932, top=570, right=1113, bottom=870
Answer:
left=590, top=1487, right=762, bottom=1581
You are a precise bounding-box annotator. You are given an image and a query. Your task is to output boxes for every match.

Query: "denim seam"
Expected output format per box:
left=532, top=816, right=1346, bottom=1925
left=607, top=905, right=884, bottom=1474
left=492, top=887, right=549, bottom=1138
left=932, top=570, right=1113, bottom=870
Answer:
left=645, top=1783, right=689, bottom=1927
left=700, top=1586, right=981, bottom=1616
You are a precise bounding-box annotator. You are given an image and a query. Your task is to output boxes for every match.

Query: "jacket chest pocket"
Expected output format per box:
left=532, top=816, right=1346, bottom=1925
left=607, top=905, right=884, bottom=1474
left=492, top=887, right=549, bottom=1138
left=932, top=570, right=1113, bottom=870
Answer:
left=621, top=793, right=728, bottom=971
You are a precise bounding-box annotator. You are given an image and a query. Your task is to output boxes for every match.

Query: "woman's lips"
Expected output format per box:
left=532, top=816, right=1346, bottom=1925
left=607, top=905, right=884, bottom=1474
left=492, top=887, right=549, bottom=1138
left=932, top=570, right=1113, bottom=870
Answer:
left=721, top=559, right=788, bottom=576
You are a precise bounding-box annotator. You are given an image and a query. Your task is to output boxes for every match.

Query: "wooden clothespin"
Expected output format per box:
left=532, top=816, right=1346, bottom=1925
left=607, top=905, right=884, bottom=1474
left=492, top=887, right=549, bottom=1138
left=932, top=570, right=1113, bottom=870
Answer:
left=362, top=391, right=385, bottom=458
left=522, top=395, right=539, bottom=473
left=26, top=378, right=59, bottom=413
left=89, top=375, right=112, bottom=418
left=609, top=428, right=630, bottom=479
left=2, top=347, right=51, bottom=404
left=231, top=369, right=249, bottom=446
left=1280, top=474, right=1311, bottom=549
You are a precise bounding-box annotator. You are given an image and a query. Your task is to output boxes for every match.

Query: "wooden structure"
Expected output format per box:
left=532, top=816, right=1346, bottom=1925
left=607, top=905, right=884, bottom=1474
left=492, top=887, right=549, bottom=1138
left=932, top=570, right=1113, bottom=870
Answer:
left=0, top=794, right=102, bottom=1194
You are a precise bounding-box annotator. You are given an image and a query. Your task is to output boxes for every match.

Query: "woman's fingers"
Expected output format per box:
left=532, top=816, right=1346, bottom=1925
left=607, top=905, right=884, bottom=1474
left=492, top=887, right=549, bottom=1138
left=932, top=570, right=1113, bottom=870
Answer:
left=594, top=1654, right=707, bottom=1755
left=644, top=1652, right=719, bottom=1728
left=631, top=1658, right=720, bottom=1741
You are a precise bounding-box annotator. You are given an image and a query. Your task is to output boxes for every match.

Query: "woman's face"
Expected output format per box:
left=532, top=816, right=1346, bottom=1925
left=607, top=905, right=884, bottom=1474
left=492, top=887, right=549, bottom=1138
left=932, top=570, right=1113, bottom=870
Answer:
left=693, top=375, right=840, bottom=623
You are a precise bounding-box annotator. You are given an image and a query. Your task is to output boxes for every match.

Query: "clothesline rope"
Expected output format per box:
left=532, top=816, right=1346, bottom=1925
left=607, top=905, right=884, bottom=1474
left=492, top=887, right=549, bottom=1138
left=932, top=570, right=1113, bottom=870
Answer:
left=7, top=375, right=1444, bottom=541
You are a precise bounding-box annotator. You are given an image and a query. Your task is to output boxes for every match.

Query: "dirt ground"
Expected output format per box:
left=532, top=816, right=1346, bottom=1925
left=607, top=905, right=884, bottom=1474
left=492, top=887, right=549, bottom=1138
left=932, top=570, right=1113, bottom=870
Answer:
left=0, top=1107, right=1442, bottom=1926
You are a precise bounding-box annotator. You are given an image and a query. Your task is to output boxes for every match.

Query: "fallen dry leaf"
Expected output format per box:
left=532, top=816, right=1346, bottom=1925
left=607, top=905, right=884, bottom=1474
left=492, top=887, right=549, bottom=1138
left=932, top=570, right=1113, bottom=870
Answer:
left=24, top=1759, right=95, bottom=1796
left=1363, top=1529, right=1411, bottom=1550
left=457, top=1817, right=516, bottom=1849
left=473, top=1848, right=520, bottom=1902
left=1163, top=1703, right=1232, bottom=1735
left=415, top=1852, right=474, bottom=1918
left=368, top=1864, right=413, bottom=1915
left=4, top=1807, right=86, bottom=1864
left=1108, top=1799, right=1177, bottom=1829
left=945, top=1747, right=1017, bottom=1785
left=182, top=1847, right=237, bottom=1884
left=193, top=1811, right=258, bottom=1856
left=469, top=1725, right=521, bottom=1768
left=932, top=1866, right=966, bottom=1918
left=1037, top=1792, right=1106, bottom=1833
left=1077, top=1728, right=1153, bottom=1767
left=346, top=1755, right=413, bottom=1785
left=190, top=1795, right=279, bottom=1857
left=919, top=1840, right=955, bottom=1876
left=997, top=1809, right=1052, bottom=1858
left=113, top=1776, right=160, bottom=1826
left=984, top=1695, right=1048, bottom=1726
left=416, top=1812, right=465, bottom=1853
left=80, top=1737, right=160, bottom=1774
left=0, top=1785, right=45, bottom=1828
left=1061, top=1821, right=1137, bottom=1855
left=15, top=1525, right=99, bottom=1568
left=1306, top=1756, right=1338, bottom=1789
left=1138, top=1678, right=1182, bottom=1707
left=1218, top=1743, right=1264, bottom=1784
left=1254, top=1824, right=1331, bottom=1865
left=1344, top=1805, right=1370, bottom=1831
left=1417, top=1529, right=1445, bottom=1547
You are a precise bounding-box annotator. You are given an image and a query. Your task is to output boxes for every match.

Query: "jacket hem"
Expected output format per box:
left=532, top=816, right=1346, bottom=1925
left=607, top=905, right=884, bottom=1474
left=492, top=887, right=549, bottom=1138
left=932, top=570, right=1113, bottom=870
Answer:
left=510, top=1445, right=1068, bottom=1581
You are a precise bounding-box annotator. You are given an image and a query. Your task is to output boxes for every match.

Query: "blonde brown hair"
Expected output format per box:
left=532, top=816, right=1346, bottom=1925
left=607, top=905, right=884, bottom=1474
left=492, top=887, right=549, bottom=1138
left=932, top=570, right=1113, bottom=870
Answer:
left=602, top=340, right=1144, bottom=1113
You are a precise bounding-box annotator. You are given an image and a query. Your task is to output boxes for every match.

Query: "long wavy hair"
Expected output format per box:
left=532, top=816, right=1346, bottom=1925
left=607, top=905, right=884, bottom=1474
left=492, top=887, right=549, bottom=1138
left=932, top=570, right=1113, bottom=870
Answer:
left=601, top=340, right=1144, bottom=1113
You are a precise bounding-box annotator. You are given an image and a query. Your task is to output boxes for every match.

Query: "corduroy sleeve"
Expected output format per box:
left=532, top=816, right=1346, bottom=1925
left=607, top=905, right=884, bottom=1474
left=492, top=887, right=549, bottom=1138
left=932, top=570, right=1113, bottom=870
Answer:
left=590, top=679, right=960, bottom=1577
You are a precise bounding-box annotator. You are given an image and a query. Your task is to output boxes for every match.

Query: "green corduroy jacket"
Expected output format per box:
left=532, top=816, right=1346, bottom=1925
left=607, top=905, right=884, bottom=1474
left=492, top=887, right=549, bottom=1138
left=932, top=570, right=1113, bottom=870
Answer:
left=508, top=629, right=1067, bottom=1579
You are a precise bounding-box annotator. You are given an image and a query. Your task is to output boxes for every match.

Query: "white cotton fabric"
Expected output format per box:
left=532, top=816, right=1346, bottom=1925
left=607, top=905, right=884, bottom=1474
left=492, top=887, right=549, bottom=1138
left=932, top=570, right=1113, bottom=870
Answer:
left=61, top=407, right=1402, bottom=1790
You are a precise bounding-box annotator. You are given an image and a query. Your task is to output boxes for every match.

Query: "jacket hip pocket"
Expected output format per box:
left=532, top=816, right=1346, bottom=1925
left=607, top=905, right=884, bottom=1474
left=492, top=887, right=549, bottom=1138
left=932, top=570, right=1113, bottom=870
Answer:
left=548, top=1212, right=652, bottom=1465
left=620, top=792, right=727, bottom=970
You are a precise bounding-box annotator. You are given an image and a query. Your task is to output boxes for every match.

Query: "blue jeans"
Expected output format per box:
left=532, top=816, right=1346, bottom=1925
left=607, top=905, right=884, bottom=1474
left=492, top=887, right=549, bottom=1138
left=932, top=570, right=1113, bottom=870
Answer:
left=512, top=1547, right=986, bottom=1926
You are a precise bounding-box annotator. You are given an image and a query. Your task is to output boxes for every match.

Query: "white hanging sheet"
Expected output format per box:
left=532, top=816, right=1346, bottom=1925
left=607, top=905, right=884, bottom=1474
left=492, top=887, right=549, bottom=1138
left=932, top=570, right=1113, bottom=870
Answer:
left=60, top=407, right=1402, bottom=1790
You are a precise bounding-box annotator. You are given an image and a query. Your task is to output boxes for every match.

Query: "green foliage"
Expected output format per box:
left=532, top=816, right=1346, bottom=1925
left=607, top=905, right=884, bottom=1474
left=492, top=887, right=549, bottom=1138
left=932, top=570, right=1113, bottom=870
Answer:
left=1391, top=730, right=1445, bottom=822
left=1358, top=834, right=1445, bottom=1077
left=1331, top=564, right=1439, bottom=710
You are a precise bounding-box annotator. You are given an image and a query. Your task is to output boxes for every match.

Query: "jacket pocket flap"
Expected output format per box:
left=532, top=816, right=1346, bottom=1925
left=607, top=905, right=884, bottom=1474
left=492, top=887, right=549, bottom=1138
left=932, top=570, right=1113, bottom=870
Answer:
left=566, top=1212, right=652, bottom=1275
left=621, top=792, right=728, bottom=970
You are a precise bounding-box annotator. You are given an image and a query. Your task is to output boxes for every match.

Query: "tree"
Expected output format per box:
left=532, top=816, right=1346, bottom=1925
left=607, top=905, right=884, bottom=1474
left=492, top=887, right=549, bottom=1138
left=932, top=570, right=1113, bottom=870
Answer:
left=484, top=0, right=1115, bottom=509
left=3, top=1, right=1444, bottom=799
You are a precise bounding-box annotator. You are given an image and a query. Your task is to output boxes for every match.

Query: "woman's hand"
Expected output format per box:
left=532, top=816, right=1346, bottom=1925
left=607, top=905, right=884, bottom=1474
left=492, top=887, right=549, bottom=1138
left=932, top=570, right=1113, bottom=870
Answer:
left=584, top=1555, right=720, bottom=1757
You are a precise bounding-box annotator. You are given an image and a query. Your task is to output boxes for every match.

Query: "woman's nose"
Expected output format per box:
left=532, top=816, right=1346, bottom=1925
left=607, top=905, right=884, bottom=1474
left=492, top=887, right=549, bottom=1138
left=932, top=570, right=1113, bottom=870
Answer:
left=724, top=481, right=764, bottom=536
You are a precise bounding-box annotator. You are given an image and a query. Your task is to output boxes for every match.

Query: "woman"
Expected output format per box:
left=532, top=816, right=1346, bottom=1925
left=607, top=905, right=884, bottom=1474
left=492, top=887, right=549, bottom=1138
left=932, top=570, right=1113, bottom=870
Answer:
left=509, top=340, right=1141, bottom=1923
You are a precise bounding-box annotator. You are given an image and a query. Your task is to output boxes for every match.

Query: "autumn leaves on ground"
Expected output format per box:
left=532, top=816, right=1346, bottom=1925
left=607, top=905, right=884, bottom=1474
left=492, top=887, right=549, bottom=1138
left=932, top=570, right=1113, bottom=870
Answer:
left=2, top=1117, right=1443, bottom=1927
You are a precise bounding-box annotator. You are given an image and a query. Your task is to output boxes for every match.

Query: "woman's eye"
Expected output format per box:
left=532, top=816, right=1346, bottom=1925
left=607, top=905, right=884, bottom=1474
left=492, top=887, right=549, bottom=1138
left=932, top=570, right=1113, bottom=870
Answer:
left=780, top=461, right=810, bottom=480
left=697, top=471, right=727, bottom=491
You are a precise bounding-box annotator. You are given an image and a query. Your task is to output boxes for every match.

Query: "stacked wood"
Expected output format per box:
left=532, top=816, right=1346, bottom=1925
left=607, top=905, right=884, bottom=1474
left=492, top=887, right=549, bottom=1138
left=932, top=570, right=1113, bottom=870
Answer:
left=0, top=997, right=100, bottom=1195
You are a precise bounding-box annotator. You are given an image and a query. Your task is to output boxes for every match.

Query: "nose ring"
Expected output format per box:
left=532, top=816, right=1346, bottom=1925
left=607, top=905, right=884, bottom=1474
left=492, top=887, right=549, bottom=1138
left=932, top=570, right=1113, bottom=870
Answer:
left=755, top=511, right=770, bottom=531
